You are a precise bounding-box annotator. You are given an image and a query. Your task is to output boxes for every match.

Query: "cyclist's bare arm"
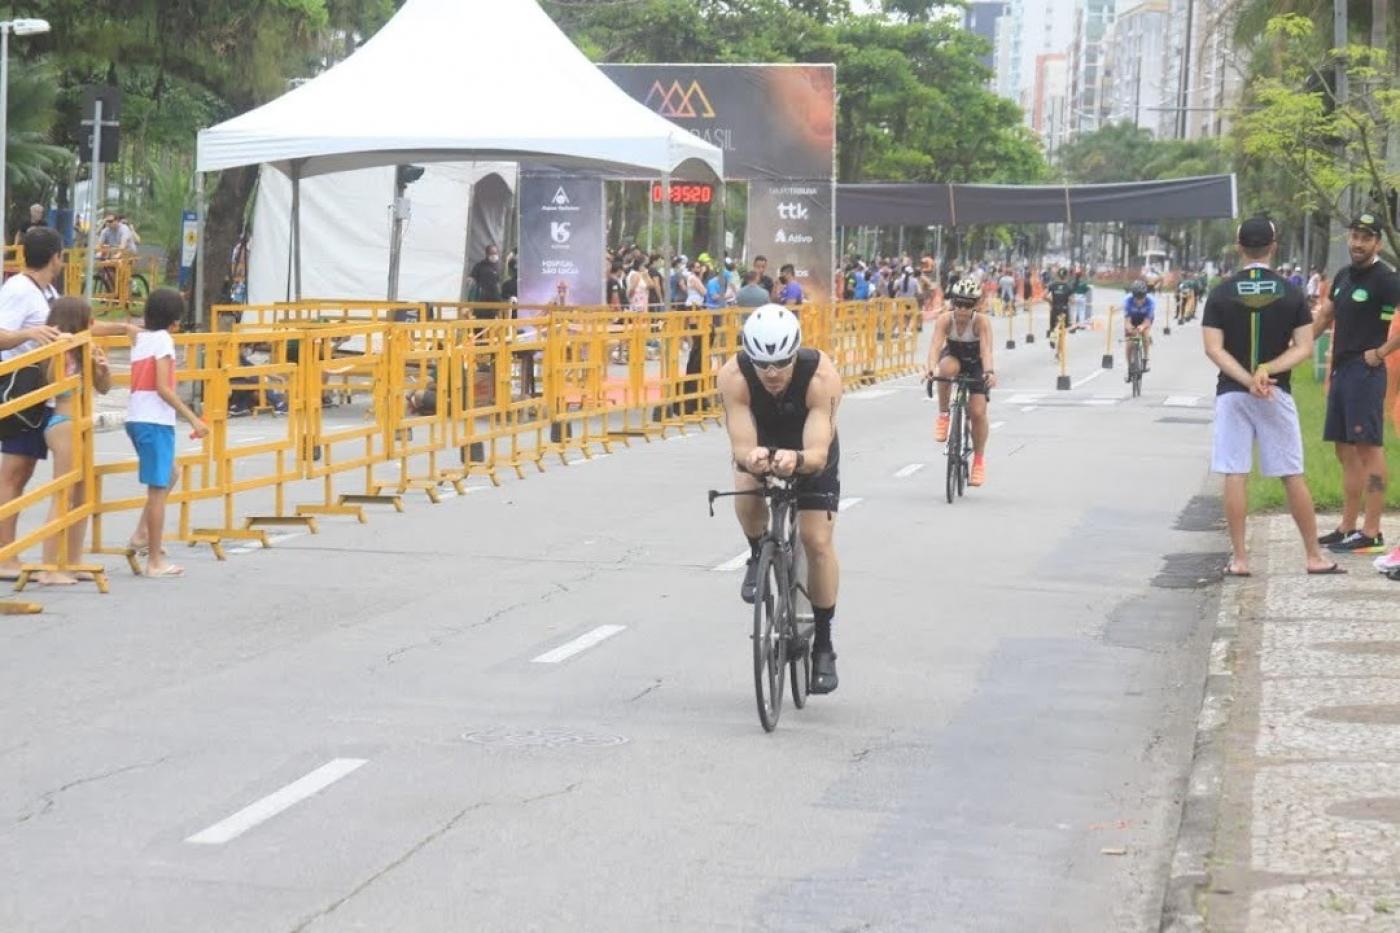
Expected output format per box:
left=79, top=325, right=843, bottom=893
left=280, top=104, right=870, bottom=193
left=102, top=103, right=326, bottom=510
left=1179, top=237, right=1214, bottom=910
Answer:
left=925, top=313, right=950, bottom=373
left=718, top=358, right=761, bottom=469
left=798, top=355, right=842, bottom=474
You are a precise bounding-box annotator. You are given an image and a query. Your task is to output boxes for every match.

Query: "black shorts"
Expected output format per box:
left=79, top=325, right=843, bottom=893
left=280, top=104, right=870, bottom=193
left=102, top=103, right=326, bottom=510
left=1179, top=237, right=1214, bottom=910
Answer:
left=1324, top=357, right=1387, bottom=446
left=939, top=352, right=989, bottom=397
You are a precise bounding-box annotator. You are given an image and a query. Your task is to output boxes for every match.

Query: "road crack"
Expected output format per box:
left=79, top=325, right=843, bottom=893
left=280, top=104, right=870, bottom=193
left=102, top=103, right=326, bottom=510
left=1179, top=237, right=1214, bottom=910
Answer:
left=13, top=755, right=171, bottom=825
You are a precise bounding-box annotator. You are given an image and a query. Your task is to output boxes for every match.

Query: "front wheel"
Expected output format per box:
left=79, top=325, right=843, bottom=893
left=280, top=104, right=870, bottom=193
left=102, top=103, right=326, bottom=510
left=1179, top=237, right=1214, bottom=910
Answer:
left=945, top=406, right=962, bottom=505
left=752, top=544, right=786, bottom=732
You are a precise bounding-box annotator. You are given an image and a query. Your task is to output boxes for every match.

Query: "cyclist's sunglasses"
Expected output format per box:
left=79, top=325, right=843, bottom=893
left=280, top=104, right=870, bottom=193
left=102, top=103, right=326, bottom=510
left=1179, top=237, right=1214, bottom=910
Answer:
left=950, top=298, right=978, bottom=309
left=755, top=356, right=796, bottom=373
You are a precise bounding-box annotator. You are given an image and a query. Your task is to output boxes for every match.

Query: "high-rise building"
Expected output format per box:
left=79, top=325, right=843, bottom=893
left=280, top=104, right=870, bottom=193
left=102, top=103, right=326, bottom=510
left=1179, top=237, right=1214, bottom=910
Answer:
left=1160, top=0, right=1243, bottom=139
left=963, top=2, right=1010, bottom=73
left=1068, top=0, right=1120, bottom=136
left=1032, top=53, right=1071, bottom=158
left=1101, top=0, right=1168, bottom=131
left=990, top=0, right=1078, bottom=121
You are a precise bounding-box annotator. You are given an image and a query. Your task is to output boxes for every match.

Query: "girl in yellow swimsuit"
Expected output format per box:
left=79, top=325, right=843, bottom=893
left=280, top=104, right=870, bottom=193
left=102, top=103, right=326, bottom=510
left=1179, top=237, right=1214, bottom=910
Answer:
left=38, top=297, right=110, bottom=585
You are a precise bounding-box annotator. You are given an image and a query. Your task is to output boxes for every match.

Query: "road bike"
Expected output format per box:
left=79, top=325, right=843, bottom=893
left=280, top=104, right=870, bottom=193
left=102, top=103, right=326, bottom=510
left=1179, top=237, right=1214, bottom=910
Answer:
left=927, top=373, right=981, bottom=504
left=708, top=475, right=814, bottom=732
left=1125, top=332, right=1147, bottom=398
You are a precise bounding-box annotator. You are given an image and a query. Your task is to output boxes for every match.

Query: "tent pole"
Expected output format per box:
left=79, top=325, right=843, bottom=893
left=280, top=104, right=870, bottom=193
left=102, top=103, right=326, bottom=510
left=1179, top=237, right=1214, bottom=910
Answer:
left=716, top=180, right=727, bottom=264
left=646, top=183, right=654, bottom=253
left=194, top=171, right=207, bottom=329
left=661, top=173, right=672, bottom=269
left=293, top=163, right=304, bottom=301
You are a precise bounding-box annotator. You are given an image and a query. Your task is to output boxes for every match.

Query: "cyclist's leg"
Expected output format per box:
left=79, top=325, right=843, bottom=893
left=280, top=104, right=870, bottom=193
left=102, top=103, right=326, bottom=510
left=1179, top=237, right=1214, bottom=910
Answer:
left=935, top=355, right=960, bottom=441
left=734, top=469, right=769, bottom=603
left=797, top=480, right=840, bottom=692
left=969, top=390, right=990, bottom=455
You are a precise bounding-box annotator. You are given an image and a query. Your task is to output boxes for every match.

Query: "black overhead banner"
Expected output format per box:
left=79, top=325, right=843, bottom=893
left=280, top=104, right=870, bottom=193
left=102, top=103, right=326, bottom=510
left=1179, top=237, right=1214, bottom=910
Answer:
left=835, top=174, right=1238, bottom=226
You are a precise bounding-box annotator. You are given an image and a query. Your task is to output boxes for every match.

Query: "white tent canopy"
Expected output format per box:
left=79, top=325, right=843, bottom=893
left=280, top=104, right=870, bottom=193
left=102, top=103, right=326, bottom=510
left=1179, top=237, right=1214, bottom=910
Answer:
left=194, top=0, right=722, bottom=180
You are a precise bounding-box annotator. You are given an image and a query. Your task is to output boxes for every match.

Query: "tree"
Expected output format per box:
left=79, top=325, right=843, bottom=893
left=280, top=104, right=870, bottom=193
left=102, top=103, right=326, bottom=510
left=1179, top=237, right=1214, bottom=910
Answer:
left=4, top=65, right=74, bottom=213
left=1231, top=14, right=1400, bottom=262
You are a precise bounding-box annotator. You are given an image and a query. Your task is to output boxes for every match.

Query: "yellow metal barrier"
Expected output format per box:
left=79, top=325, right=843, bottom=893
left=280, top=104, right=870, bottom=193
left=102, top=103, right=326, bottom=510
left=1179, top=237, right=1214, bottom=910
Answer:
left=548, top=311, right=624, bottom=459
left=212, top=300, right=427, bottom=331
left=5, top=335, right=108, bottom=601
left=1102, top=304, right=1117, bottom=369
left=384, top=321, right=460, bottom=501
left=1056, top=318, right=1072, bottom=391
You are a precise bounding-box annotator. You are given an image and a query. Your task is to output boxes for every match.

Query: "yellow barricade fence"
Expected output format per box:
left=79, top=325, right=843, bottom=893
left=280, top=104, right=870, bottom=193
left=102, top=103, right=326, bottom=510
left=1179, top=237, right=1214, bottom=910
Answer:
left=2, top=335, right=106, bottom=605
left=212, top=300, right=427, bottom=332
left=90, top=331, right=225, bottom=566
left=385, top=320, right=460, bottom=501
left=547, top=311, right=624, bottom=460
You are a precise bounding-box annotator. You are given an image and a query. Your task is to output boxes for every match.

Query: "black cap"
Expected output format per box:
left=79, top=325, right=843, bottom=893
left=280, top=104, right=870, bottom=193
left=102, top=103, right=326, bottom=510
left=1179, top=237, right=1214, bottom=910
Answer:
left=1237, top=216, right=1276, bottom=248
left=1350, top=212, right=1383, bottom=237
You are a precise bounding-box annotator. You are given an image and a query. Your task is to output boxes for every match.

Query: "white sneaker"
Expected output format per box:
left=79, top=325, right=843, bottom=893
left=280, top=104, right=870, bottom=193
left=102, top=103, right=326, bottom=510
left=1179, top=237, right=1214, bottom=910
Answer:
left=1373, top=546, right=1400, bottom=572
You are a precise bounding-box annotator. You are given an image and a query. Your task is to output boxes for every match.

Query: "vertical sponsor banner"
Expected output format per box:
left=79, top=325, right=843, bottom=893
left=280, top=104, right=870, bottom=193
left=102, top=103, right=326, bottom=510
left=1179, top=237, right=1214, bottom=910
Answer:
left=518, top=174, right=605, bottom=308
left=746, top=180, right=834, bottom=304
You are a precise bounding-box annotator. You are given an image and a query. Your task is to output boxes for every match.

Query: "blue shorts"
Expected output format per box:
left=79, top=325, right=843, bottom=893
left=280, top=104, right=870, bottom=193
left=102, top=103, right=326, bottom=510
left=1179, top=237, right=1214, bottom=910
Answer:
left=1324, top=358, right=1387, bottom=446
left=1, top=409, right=50, bottom=460
left=127, top=422, right=176, bottom=488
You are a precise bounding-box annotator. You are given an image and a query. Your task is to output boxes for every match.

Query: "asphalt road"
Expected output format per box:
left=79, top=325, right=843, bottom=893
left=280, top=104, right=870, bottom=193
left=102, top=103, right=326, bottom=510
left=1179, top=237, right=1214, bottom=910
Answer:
left=1, top=295, right=1227, bottom=932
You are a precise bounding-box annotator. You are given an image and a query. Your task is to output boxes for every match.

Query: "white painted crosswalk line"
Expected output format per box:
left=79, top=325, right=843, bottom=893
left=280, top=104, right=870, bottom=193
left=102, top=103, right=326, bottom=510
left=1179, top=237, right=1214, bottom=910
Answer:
left=1164, top=395, right=1200, bottom=408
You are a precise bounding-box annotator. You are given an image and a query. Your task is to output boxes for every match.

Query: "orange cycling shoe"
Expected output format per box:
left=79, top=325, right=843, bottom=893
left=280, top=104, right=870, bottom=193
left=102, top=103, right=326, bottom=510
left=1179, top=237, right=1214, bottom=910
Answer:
left=970, top=456, right=986, bottom=487
left=935, top=412, right=950, bottom=443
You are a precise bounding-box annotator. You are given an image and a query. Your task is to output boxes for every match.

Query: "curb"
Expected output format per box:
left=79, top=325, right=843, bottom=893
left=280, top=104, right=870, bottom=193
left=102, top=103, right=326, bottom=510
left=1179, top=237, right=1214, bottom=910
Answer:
left=1159, top=580, right=1240, bottom=932
left=94, top=411, right=127, bottom=434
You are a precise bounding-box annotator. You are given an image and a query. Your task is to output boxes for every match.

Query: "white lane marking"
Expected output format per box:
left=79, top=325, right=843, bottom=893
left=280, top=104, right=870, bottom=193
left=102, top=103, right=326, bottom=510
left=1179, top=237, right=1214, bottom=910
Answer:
left=1021, top=406, right=1039, bottom=413
left=228, top=531, right=307, bottom=556
left=894, top=463, right=925, bottom=478
left=1081, top=399, right=1118, bottom=407
left=186, top=758, right=367, bottom=845
left=1006, top=394, right=1041, bottom=405
left=838, top=497, right=863, bottom=512
left=1073, top=370, right=1106, bottom=389
left=1164, top=395, right=1200, bottom=408
left=532, top=624, right=627, bottom=664
left=846, top=388, right=896, bottom=400
left=713, top=550, right=751, bottom=572
left=567, top=454, right=613, bottom=465
left=991, top=421, right=1006, bottom=430
left=663, top=433, right=693, bottom=441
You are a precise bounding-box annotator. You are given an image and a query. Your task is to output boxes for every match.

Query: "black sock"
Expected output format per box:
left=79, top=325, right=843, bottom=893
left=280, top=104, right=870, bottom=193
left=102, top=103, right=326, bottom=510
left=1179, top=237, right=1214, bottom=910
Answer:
left=746, top=535, right=762, bottom=558
left=813, top=605, right=835, bottom=652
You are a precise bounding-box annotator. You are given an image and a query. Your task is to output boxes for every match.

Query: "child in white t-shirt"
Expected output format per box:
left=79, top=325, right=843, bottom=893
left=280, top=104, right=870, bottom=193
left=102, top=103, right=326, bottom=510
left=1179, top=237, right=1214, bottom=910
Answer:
left=126, top=289, right=207, bottom=577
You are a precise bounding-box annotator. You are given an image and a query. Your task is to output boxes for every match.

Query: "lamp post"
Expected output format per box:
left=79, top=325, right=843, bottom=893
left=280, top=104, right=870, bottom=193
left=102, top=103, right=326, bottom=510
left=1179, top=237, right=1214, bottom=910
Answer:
left=0, top=17, right=51, bottom=253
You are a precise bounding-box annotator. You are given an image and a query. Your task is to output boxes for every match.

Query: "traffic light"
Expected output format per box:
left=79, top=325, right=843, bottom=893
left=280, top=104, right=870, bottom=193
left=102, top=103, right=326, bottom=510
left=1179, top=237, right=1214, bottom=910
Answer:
left=396, top=164, right=425, bottom=188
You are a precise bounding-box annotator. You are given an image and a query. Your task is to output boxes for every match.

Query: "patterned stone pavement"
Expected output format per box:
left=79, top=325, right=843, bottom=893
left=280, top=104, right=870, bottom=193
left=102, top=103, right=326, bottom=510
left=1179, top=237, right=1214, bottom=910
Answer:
left=1201, top=515, right=1400, bottom=932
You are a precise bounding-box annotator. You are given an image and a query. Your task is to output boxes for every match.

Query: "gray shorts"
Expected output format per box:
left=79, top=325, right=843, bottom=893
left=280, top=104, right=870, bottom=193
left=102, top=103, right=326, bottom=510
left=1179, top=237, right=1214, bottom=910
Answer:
left=1211, top=391, right=1305, bottom=477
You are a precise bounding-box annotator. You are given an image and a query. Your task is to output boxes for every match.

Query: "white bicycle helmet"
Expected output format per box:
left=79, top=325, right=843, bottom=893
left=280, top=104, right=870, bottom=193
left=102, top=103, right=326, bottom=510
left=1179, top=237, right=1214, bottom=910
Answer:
left=741, top=304, right=802, bottom=363
left=948, top=277, right=981, bottom=304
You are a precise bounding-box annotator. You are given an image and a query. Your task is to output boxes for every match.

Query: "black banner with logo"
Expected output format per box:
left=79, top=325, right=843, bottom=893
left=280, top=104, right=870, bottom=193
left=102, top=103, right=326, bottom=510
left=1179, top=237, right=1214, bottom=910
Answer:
left=599, top=64, right=835, bottom=182
left=747, top=180, right=835, bottom=304
left=518, top=174, right=606, bottom=308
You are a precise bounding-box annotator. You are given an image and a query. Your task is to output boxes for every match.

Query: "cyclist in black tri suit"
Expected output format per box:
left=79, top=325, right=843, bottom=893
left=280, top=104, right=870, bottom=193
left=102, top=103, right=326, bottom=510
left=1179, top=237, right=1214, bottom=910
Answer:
left=1046, top=266, right=1074, bottom=342
left=718, top=304, right=844, bottom=694
left=928, top=277, right=998, bottom=486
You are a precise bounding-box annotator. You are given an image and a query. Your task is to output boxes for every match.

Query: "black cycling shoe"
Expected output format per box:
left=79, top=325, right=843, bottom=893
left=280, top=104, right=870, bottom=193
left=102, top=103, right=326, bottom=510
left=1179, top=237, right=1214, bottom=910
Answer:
left=741, top=556, right=759, bottom=604
left=1318, top=528, right=1354, bottom=547
left=810, top=650, right=839, bottom=695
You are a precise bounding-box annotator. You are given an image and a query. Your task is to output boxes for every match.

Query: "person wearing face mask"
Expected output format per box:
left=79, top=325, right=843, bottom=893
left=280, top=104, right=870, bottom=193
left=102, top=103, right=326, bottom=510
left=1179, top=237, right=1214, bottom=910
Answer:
left=469, top=245, right=503, bottom=311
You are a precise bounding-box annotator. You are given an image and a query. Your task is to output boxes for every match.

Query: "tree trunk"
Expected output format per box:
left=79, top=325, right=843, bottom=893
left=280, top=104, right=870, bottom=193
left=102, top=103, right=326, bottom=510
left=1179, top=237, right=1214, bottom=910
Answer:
left=200, top=165, right=258, bottom=324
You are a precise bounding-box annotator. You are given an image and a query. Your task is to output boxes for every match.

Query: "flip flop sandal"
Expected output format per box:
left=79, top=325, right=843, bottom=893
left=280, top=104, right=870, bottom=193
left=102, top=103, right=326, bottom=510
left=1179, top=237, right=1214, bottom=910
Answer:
left=1223, top=566, right=1252, bottom=578
left=145, top=564, right=184, bottom=578
left=1308, top=563, right=1348, bottom=575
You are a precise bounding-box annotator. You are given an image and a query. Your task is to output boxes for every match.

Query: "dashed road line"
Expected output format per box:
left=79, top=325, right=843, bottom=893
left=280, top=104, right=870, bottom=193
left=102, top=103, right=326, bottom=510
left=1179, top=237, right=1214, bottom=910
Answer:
left=532, top=625, right=627, bottom=664
left=186, top=758, right=367, bottom=845
left=712, top=551, right=751, bottom=572
left=838, top=497, right=863, bottom=512
left=1073, top=370, right=1106, bottom=389
left=894, top=463, right=925, bottom=478
left=1164, top=395, right=1200, bottom=408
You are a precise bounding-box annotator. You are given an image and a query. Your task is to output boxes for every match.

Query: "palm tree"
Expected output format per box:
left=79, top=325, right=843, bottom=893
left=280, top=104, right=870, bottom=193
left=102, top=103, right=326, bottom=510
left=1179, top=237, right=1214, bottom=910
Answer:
left=5, top=63, right=74, bottom=217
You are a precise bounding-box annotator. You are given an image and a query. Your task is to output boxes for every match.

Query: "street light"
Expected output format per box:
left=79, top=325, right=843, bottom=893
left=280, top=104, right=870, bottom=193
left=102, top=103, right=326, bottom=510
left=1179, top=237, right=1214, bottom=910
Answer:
left=1, top=17, right=52, bottom=254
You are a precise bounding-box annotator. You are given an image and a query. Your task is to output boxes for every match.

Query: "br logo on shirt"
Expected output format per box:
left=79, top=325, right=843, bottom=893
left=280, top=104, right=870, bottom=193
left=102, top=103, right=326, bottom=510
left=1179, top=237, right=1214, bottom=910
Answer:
left=1352, top=288, right=1369, bottom=302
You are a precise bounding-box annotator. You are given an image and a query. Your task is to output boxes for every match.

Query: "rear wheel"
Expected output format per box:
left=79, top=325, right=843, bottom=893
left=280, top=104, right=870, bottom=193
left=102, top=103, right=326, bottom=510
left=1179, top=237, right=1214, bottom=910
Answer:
left=752, top=544, right=786, bottom=732
left=130, top=273, right=150, bottom=301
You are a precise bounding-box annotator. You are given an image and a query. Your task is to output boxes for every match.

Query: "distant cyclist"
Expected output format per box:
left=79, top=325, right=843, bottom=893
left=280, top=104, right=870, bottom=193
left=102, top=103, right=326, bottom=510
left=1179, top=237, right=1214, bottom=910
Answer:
left=1046, top=266, right=1074, bottom=342
left=1124, top=279, right=1156, bottom=378
left=927, top=277, right=998, bottom=486
left=718, top=305, right=844, bottom=694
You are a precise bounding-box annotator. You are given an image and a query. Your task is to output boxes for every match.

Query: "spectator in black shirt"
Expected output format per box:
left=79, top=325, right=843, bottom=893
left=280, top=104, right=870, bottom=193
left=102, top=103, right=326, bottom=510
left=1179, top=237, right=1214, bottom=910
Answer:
left=1311, top=212, right=1400, bottom=553
left=14, top=204, right=45, bottom=244
left=470, top=245, right=502, bottom=303
left=500, top=257, right=518, bottom=303
left=1202, top=217, right=1338, bottom=576
left=751, top=254, right=775, bottom=296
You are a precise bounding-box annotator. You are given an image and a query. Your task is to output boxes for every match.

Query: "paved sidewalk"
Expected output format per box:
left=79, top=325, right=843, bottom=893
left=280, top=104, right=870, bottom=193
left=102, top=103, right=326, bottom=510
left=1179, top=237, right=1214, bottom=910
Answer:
left=1190, top=515, right=1400, bottom=931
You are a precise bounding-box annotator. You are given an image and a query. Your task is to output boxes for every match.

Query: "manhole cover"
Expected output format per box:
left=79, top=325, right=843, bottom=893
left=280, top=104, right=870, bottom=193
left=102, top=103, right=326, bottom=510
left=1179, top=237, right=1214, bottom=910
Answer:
left=1326, top=797, right=1400, bottom=824
left=462, top=728, right=629, bottom=749
left=1307, top=704, right=1400, bottom=725
left=1313, top=641, right=1400, bottom=657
